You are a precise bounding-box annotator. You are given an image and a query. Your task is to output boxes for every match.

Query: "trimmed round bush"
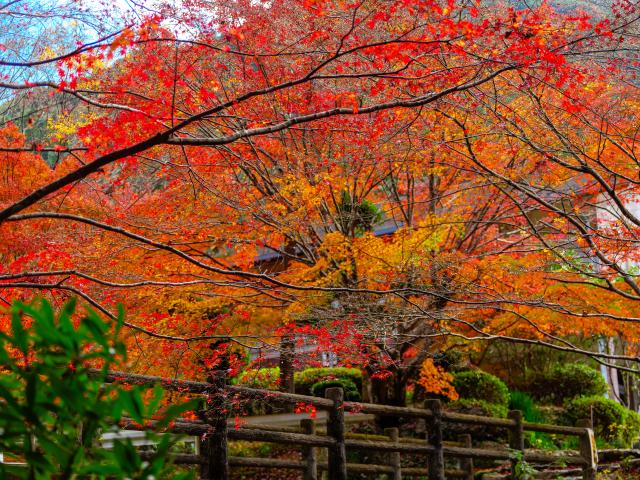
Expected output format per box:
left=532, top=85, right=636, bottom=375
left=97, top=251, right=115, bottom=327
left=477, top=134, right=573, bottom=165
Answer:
left=564, top=396, right=640, bottom=447
left=310, top=378, right=361, bottom=401
left=452, top=370, right=510, bottom=407
left=295, top=367, right=363, bottom=394
left=531, top=363, right=607, bottom=405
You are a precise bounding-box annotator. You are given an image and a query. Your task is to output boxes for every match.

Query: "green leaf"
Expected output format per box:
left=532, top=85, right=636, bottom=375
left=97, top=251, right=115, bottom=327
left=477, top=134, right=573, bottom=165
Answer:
left=121, top=388, right=146, bottom=424
left=10, top=308, right=28, bottom=354
left=0, top=298, right=198, bottom=479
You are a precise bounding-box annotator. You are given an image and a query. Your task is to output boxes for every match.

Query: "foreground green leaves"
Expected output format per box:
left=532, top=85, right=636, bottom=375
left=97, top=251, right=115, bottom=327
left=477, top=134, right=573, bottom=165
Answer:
left=0, top=298, right=197, bottom=479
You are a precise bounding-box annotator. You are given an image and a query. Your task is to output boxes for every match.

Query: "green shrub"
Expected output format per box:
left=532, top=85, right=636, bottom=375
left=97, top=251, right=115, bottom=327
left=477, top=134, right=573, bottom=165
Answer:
left=0, top=298, right=196, bottom=479
left=235, top=367, right=364, bottom=394
left=510, top=391, right=559, bottom=449
left=531, top=363, right=607, bottom=405
left=310, top=378, right=361, bottom=401
left=452, top=370, right=510, bottom=407
left=444, top=399, right=507, bottom=442
left=564, top=396, right=640, bottom=447
left=232, top=368, right=282, bottom=415
left=235, top=367, right=280, bottom=390
left=295, top=367, right=363, bottom=394
left=447, top=398, right=508, bottom=418
left=625, top=409, right=640, bottom=447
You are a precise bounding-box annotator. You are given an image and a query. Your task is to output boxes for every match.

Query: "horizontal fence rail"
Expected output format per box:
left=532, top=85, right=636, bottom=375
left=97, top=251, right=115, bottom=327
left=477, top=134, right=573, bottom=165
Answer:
left=96, top=369, right=598, bottom=479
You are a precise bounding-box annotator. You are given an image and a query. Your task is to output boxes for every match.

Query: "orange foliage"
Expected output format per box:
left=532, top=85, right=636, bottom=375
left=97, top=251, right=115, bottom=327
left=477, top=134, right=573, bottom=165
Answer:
left=417, top=358, right=459, bottom=401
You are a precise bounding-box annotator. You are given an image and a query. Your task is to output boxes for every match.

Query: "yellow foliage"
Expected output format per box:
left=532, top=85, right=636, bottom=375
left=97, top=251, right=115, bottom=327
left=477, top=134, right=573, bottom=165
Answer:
left=353, top=215, right=463, bottom=285
left=48, top=112, right=98, bottom=142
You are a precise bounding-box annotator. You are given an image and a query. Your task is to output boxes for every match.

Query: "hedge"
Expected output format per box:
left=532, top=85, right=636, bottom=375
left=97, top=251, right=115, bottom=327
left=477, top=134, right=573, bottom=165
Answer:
left=310, top=378, right=361, bottom=401
left=294, top=367, right=363, bottom=394
left=234, top=367, right=364, bottom=394
left=564, top=396, right=640, bottom=447
left=531, top=363, right=608, bottom=405
left=452, top=370, right=510, bottom=407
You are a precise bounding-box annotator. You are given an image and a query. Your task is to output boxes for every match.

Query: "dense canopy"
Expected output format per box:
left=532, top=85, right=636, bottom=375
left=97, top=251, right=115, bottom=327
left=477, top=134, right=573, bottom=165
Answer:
left=2, top=0, right=640, bottom=405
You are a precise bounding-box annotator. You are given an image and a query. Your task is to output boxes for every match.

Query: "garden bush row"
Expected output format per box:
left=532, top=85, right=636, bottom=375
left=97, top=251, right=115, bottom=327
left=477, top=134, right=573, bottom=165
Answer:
left=528, top=363, right=608, bottom=405
left=450, top=366, right=640, bottom=448
left=235, top=366, right=363, bottom=396
left=236, top=363, right=640, bottom=448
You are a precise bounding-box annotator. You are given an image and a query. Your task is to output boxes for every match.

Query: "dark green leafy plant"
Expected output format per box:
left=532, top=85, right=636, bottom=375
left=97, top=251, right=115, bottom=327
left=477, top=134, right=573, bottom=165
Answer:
left=336, top=190, right=383, bottom=235
left=530, top=363, right=608, bottom=405
left=564, top=396, right=640, bottom=447
left=510, top=391, right=543, bottom=423
left=452, top=370, right=510, bottom=407
left=510, top=449, right=537, bottom=479
left=0, top=298, right=198, bottom=479
left=310, top=379, right=361, bottom=401
left=294, top=367, right=363, bottom=394
left=510, top=391, right=556, bottom=449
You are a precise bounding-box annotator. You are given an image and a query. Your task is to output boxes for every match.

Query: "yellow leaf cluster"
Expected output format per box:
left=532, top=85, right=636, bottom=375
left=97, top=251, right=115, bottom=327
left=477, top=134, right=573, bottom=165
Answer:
left=48, top=112, right=98, bottom=141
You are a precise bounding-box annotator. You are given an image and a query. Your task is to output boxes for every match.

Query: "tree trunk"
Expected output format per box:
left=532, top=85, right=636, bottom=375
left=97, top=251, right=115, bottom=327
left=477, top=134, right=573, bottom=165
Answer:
left=279, top=332, right=295, bottom=393
left=368, top=366, right=407, bottom=430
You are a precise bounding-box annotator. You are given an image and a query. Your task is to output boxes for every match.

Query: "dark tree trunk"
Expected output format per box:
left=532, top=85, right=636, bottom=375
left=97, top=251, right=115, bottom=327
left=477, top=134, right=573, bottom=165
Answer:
left=279, top=332, right=295, bottom=393
left=368, top=366, right=407, bottom=430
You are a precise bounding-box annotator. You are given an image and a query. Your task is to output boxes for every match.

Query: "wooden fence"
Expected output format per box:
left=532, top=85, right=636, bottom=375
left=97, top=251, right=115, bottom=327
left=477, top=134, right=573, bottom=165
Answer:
left=102, top=370, right=598, bottom=480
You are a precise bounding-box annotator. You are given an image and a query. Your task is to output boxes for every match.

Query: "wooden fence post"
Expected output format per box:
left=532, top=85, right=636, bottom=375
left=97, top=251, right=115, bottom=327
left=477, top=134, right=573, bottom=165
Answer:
left=426, top=399, right=445, bottom=480
left=325, top=387, right=347, bottom=480
left=199, top=341, right=230, bottom=480
left=385, top=427, right=402, bottom=480
left=458, top=434, right=474, bottom=480
left=577, top=418, right=597, bottom=480
left=508, top=410, right=525, bottom=480
left=301, top=419, right=318, bottom=480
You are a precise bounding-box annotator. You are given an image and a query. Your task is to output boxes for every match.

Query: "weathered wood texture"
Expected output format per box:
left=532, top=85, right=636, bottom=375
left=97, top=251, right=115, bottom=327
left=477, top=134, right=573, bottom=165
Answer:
left=508, top=409, right=525, bottom=480
left=385, top=427, right=402, bottom=480
left=100, top=370, right=599, bottom=479
left=577, top=418, right=598, bottom=480
left=458, top=434, right=474, bottom=480
left=325, top=387, right=347, bottom=480
left=426, top=398, right=445, bottom=480
left=301, top=419, right=318, bottom=480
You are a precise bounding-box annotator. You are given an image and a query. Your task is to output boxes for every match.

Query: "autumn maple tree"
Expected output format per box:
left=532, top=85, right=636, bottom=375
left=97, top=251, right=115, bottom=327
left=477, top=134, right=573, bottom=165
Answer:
left=2, top=0, right=640, bottom=408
